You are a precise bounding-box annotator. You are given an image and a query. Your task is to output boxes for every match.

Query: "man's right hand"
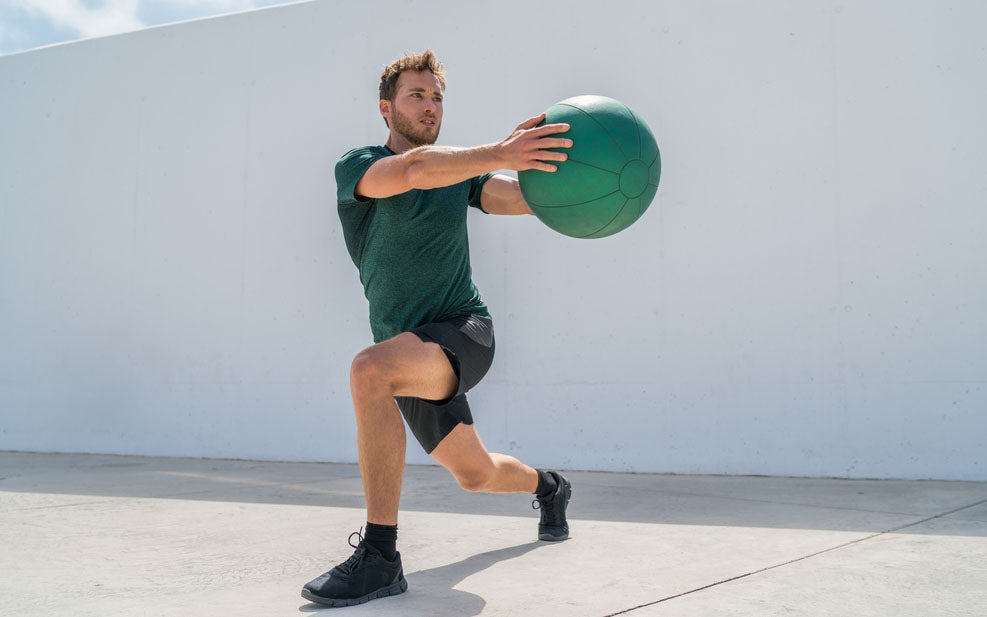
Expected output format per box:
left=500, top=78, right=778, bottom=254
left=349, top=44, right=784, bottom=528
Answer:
left=355, top=113, right=574, bottom=200
left=497, top=113, right=573, bottom=173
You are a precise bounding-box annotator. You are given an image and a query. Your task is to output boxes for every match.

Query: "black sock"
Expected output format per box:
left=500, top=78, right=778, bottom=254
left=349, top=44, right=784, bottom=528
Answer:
left=363, top=522, right=397, bottom=560
left=535, top=469, right=558, bottom=499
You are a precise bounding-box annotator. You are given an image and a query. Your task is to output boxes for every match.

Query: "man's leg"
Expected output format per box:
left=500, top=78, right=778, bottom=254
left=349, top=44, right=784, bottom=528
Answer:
left=302, top=332, right=459, bottom=607
left=430, top=422, right=571, bottom=541
left=429, top=423, right=538, bottom=493
left=349, top=332, right=459, bottom=524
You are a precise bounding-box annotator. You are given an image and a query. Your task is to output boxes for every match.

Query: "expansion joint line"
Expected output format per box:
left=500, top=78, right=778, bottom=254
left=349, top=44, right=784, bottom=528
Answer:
left=602, top=496, right=987, bottom=617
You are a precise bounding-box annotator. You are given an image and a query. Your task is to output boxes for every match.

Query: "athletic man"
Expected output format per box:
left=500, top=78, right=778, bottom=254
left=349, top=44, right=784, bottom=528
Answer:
left=301, top=50, right=574, bottom=608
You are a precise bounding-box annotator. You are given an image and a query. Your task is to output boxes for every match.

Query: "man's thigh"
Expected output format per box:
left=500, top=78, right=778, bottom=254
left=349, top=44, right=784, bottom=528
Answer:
left=357, top=332, right=458, bottom=401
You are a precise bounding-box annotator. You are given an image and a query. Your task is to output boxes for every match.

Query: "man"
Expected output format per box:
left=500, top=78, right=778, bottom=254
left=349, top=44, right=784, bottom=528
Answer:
left=301, top=50, right=574, bottom=608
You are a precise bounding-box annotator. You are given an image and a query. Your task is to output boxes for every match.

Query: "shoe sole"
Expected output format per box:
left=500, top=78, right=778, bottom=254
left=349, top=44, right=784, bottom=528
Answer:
left=301, top=577, right=408, bottom=607
left=538, top=476, right=572, bottom=541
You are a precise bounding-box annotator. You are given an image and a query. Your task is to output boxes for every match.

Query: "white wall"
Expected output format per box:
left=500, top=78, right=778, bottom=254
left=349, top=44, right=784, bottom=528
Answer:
left=1, top=0, right=985, bottom=480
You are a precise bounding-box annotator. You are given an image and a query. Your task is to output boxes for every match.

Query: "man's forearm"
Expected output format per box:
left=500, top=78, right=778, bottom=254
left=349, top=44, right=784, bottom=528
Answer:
left=404, top=144, right=503, bottom=190
left=393, top=112, right=572, bottom=193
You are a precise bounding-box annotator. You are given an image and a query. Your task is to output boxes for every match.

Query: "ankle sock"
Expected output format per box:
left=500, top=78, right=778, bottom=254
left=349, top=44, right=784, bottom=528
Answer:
left=364, top=522, right=397, bottom=560
left=535, top=469, right=558, bottom=499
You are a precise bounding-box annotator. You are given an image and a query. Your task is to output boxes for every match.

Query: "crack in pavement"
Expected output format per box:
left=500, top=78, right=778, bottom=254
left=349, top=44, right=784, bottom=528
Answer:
left=601, top=496, right=987, bottom=617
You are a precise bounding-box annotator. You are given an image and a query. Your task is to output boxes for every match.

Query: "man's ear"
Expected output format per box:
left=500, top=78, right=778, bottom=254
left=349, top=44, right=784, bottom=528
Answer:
left=379, top=99, right=390, bottom=127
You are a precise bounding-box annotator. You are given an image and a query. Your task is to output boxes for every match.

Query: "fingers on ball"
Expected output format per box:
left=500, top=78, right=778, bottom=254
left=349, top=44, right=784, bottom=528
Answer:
left=544, top=137, right=573, bottom=148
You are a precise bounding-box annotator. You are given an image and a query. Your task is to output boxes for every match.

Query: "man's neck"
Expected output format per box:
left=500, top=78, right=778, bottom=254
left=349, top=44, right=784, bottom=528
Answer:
left=385, top=131, right=429, bottom=155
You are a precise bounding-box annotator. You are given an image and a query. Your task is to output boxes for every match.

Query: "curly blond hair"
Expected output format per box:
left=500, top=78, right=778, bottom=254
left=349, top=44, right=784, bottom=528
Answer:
left=378, top=49, right=446, bottom=102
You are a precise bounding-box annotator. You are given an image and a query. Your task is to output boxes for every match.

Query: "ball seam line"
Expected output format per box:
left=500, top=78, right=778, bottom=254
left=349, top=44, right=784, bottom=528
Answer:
left=526, top=189, right=622, bottom=209
left=625, top=103, right=642, bottom=159
left=564, top=158, right=620, bottom=175
left=577, top=197, right=631, bottom=238
left=557, top=103, right=629, bottom=162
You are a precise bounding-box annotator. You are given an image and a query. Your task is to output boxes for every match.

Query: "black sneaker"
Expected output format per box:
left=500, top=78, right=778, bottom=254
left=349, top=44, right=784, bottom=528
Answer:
left=533, top=471, right=571, bottom=541
left=301, top=529, right=407, bottom=607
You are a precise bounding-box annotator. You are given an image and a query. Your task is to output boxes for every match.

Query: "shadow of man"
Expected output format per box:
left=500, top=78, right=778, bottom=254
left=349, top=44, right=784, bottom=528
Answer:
left=299, top=540, right=548, bottom=615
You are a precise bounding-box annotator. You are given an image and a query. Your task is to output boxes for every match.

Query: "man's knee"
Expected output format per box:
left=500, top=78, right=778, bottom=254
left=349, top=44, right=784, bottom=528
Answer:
left=454, top=465, right=494, bottom=493
left=350, top=348, right=392, bottom=399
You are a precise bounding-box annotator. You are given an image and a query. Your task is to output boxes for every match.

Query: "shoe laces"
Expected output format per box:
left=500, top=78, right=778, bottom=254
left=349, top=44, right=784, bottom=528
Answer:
left=532, top=493, right=563, bottom=525
left=334, top=527, right=368, bottom=576
left=348, top=527, right=364, bottom=549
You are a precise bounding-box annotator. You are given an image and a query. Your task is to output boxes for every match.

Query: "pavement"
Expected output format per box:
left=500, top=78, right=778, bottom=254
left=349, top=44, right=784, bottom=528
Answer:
left=1, top=451, right=985, bottom=617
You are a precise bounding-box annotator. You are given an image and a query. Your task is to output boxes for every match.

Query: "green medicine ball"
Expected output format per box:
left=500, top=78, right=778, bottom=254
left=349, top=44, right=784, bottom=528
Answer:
left=518, top=95, right=661, bottom=239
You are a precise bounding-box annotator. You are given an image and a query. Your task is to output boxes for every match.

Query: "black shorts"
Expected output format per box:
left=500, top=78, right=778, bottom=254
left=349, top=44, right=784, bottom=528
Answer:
left=395, top=313, right=495, bottom=453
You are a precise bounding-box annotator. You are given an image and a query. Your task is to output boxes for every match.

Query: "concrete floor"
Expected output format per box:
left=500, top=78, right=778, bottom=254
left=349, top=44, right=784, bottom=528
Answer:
left=1, top=452, right=985, bottom=616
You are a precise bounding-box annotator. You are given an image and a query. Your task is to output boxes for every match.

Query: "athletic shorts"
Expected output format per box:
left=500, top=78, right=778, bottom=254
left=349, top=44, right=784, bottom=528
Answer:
left=395, top=313, right=495, bottom=453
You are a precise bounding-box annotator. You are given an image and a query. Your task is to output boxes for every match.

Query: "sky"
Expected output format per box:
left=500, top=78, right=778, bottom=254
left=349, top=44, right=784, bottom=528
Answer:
left=0, top=0, right=305, bottom=58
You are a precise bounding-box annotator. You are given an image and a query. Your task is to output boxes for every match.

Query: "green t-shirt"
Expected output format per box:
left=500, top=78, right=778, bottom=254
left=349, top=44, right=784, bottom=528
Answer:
left=335, top=145, right=493, bottom=343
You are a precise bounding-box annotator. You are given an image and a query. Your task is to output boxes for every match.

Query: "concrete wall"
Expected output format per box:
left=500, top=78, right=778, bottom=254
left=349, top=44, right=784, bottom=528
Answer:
left=1, top=0, right=985, bottom=480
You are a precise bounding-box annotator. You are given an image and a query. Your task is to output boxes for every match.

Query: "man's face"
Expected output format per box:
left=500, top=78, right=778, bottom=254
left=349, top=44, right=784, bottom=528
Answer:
left=383, top=70, right=443, bottom=146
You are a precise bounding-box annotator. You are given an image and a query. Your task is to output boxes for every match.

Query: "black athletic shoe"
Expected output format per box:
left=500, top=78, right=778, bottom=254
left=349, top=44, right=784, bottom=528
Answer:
left=533, top=471, right=571, bottom=541
left=301, top=529, right=407, bottom=607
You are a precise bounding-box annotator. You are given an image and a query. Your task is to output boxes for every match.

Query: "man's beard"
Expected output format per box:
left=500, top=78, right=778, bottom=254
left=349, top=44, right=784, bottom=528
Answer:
left=390, top=106, right=439, bottom=146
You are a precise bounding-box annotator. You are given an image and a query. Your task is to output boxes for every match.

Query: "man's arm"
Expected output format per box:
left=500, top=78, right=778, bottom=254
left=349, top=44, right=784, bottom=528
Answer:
left=479, top=175, right=533, bottom=216
left=355, top=113, right=572, bottom=199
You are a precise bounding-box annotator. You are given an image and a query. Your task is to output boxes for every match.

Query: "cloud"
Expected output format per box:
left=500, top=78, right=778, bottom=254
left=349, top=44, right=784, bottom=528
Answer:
left=0, top=0, right=279, bottom=56
left=7, top=1, right=265, bottom=37
left=0, top=18, right=25, bottom=47
left=9, top=0, right=144, bottom=38
left=155, top=0, right=257, bottom=9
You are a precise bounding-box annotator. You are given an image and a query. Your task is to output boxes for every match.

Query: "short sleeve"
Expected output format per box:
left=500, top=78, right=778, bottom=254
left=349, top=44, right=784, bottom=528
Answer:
left=335, top=147, right=387, bottom=208
left=467, top=172, right=495, bottom=213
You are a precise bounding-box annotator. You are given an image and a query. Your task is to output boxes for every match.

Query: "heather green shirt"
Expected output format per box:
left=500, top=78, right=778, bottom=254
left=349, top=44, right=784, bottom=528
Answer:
left=335, top=145, right=493, bottom=343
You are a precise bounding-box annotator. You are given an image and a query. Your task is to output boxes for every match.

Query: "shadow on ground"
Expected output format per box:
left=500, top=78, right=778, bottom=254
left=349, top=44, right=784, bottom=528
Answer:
left=297, top=541, right=546, bottom=616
